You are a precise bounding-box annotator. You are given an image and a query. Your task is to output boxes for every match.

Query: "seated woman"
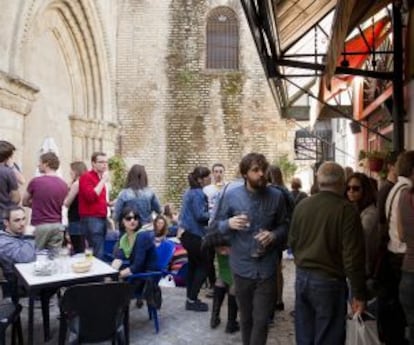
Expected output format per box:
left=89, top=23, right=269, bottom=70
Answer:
left=112, top=206, right=158, bottom=279
left=112, top=206, right=160, bottom=308
left=153, top=215, right=169, bottom=247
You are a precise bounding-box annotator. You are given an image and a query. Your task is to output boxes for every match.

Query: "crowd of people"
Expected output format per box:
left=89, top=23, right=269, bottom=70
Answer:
left=1, top=138, right=414, bottom=345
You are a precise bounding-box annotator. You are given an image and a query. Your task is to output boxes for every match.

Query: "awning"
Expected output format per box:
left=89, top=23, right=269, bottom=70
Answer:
left=324, top=0, right=393, bottom=89
left=321, top=16, right=390, bottom=97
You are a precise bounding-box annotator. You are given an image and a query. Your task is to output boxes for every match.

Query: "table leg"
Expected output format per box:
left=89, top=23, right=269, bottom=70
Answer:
left=28, top=294, right=34, bottom=345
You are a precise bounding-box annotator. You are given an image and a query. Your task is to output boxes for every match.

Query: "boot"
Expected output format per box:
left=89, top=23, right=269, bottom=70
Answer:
left=210, top=286, right=226, bottom=329
left=225, top=294, right=240, bottom=333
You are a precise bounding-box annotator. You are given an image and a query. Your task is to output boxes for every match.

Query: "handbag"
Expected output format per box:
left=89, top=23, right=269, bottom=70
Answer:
left=345, top=312, right=381, bottom=345
left=201, top=183, right=231, bottom=249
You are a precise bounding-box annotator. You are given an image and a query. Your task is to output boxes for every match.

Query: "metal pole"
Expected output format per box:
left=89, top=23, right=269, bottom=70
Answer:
left=392, top=1, right=405, bottom=152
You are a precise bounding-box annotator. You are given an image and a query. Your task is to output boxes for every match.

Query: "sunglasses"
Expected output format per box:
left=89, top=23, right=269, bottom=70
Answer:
left=124, top=215, right=138, bottom=221
left=347, top=185, right=361, bottom=192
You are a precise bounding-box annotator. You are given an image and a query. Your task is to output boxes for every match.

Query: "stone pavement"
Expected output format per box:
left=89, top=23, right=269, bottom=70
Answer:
left=16, top=259, right=296, bottom=344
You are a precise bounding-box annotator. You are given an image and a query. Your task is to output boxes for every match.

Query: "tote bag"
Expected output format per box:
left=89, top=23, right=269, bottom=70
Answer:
left=345, top=312, right=382, bottom=345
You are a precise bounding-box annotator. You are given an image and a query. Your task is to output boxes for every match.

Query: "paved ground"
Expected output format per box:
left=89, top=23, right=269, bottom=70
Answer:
left=15, top=259, right=296, bottom=344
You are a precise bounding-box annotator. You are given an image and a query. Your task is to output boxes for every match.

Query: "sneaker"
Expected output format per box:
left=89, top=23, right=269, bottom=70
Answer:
left=225, top=321, right=240, bottom=333
left=185, top=299, right=209, bottom=312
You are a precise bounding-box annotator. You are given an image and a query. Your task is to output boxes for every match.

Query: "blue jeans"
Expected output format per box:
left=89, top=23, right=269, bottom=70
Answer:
left=295, top=268, right=347, bottom=345
left=81, top=217, right=107, bottom=260
left=400, top=271, right=414, bottom=345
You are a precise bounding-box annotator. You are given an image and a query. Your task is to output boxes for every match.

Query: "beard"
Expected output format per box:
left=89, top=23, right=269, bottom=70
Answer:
left=247, top=176, right=267, bottom=191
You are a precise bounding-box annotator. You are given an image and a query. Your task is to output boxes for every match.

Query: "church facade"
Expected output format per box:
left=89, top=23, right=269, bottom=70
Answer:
left=0, top=0, right=297, bottom=203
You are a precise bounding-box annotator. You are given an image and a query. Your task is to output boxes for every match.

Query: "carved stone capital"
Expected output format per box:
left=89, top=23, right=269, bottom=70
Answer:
left=69, top=115, right=118, bottom=141
left=0, top=70, right=39, bottom=115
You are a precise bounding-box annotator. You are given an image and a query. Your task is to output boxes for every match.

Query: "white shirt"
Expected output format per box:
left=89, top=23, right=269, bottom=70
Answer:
left=203, top=182, right=226, bottom=215
left=385, top=176, right=412, bottom=253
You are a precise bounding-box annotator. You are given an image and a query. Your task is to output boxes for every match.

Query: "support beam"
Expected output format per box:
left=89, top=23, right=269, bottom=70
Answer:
left=277, top=58, right=394, bottom=80
left=392, top=1, right=405, bottom=152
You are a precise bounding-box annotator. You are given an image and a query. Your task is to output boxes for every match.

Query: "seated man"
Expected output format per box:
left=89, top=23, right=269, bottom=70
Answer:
left=0, top=206, right=35, bottom=297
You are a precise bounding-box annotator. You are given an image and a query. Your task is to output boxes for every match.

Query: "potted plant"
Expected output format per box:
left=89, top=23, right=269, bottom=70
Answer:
left=358, top=150, right=387, bottom=173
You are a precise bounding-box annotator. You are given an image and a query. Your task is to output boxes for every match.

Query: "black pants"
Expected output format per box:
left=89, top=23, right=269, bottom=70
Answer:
left=377, top=252, right=408, bottom=345
left=234, top=274, right=276, bottom=345
left=180, top=231, right=208, bottom=301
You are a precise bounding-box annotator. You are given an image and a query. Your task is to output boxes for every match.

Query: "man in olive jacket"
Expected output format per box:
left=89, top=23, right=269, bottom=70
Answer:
left=288, top=161, right=366, bottom=345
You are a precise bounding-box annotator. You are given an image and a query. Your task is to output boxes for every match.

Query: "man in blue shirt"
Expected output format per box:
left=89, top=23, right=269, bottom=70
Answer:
left=0, top=206, right=35, bottom=291
left=214, top=153, right=287, bottom=345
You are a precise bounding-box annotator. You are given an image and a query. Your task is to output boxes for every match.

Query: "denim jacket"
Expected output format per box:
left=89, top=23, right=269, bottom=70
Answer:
left=179, top=188, right=209, bottom=238
left=114, top=187, right=161, bottom=225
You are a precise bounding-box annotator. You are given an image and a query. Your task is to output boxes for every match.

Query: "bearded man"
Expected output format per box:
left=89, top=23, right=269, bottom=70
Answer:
left=213, top=152, right=287, bottom=345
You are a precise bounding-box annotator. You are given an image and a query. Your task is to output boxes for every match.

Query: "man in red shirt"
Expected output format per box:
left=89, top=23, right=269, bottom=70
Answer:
left=78, top=152, right=109, bottom=259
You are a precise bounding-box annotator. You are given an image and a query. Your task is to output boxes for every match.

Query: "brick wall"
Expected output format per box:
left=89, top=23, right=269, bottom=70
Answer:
left=117, top=0, right=296, bottom=206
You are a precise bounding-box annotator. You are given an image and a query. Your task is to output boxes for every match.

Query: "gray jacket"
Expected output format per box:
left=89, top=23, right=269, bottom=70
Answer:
left=0, top=230, right=36, bottom=275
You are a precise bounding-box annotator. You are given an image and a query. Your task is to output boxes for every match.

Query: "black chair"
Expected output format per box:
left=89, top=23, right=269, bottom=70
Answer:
left=0, top=273, right=53, bottom=343
left=0, top=299, right=23, bottom=345
left=58, top=282, right=134, bottom=345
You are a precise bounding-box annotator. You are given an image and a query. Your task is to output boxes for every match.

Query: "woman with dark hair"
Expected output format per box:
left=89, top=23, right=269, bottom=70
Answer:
left=112, top=206, right=158, bottom=278
left=266, top=165, right=295, bottom=315
left=114, top=164, right=161, bottom=230
left=64, top=161, right=88, bottom=253
left=345, top=172, right=378, bottom=277
left=153, top=215, right=168, bottom=246
left=179, top=166, right=211, bottom=312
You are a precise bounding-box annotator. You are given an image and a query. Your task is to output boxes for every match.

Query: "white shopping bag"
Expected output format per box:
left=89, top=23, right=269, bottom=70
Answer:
left=346, top=312, right=382, bottom=345
left=158, top=274, right=176, bottom=288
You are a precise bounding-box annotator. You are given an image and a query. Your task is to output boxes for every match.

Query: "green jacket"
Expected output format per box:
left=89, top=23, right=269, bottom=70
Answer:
left=288, top=191, right=366, bottom=300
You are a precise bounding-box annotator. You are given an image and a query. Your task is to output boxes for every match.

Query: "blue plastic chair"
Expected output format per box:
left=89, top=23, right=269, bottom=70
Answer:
left=126, top=239, right=175, bottom=333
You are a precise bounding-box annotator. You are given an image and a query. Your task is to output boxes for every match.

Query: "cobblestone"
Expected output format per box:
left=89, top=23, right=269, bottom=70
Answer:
left=17, top=259, right=296, bottom=344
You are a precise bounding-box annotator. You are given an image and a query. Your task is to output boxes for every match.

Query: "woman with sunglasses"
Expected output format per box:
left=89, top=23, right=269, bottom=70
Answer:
left=112, top=206, right=158, bottom=279
left=345, top=172, right=379, bottom=278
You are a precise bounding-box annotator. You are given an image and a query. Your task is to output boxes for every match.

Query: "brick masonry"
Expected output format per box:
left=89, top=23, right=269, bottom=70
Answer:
left=117, top=0, right=297, bottom=205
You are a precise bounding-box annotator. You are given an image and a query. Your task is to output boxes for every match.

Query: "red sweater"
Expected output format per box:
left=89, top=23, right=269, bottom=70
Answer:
left=78, top=170, right=107, bottom=218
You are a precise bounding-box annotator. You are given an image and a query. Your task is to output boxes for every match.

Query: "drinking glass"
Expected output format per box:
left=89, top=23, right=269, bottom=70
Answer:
left=234, top=210, right=251, bottom=230
left=59, top=247, right=70, bottom=273
left=85, top=248, right=94, bottom=261
left=250, top=229, right=266, bottom=258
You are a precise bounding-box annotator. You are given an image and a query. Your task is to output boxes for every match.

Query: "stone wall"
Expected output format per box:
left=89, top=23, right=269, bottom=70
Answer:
left=0, top=0, right=297, bottom=205
left=117, top=0, right=296, bottom=204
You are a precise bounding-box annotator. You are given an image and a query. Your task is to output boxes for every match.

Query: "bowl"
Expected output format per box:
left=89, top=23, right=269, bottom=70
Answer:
left=72, top=260, right=92, bottom=273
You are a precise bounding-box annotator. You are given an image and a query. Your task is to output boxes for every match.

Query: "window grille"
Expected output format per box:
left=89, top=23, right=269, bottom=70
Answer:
left=206, top=7, right=239, bottom=70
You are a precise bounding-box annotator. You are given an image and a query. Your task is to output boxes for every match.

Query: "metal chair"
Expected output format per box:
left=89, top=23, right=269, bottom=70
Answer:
left=58, top=282, right=134, bottom=345
left=127, top=239, right=175, bottom=333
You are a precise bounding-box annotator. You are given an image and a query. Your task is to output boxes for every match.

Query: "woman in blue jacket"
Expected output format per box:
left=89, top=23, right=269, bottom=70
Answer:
left=179, top=166, right=211, bottom=312
left=114, top=164, right=161, bottom=232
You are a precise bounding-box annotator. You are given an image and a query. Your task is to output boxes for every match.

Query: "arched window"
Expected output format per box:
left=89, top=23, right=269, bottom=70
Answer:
left=206, top=7, right=239, bottom=70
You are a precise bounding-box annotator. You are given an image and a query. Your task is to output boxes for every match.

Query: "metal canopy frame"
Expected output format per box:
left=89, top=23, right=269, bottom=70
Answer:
left=240, top=0, right=405, bottom=153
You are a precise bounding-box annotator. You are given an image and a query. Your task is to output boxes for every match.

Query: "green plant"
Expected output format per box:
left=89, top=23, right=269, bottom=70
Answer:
left=274, top=154, right=297, bottom=181
left=108, top=155, right=127, bottom=200
left=358, top=150, right=388, bottom=161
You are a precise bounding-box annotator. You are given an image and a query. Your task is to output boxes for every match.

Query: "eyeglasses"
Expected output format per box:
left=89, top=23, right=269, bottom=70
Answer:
left=96, top=160, right=108, bottom=164
left=124, top=216, right=138, bottom=221
left=346, top=185, right=361, bottom=192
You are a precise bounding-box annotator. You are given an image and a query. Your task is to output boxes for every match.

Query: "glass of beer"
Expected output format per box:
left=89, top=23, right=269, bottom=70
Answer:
left=85, top=248, right=93, bottom=260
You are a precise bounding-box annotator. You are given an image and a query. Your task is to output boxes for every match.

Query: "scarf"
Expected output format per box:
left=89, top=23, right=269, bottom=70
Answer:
left=119, top=232, right=138, bottom=259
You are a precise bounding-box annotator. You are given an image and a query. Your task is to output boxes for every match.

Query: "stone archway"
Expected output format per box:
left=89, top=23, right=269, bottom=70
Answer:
left=10, top=0, right=117, bottom=178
